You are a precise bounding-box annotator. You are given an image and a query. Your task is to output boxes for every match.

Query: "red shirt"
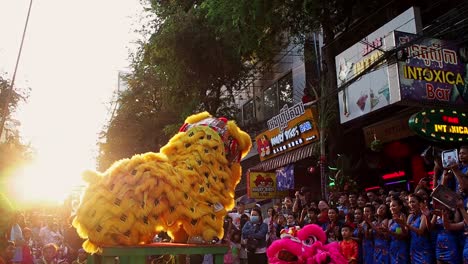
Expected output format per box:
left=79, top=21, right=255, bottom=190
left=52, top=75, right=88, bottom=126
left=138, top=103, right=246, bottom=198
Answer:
left=339, top=239, right=358, bottom=263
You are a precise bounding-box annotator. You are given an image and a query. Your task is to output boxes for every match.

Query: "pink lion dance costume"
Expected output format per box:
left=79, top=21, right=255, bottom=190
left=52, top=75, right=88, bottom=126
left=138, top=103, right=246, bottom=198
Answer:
left=267, top=224, right=347, bottom=264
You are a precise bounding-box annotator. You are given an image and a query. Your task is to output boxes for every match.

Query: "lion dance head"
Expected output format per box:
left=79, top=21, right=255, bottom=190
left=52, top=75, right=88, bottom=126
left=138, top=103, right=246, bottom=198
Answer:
left=73, top=112, right=251, bottom=253
left=267, top=224, right=347, bottom=264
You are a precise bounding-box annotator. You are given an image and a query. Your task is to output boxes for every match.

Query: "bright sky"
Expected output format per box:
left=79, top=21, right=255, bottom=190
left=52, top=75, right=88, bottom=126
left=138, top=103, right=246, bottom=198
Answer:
left=0, top=0, right=144, bottom=205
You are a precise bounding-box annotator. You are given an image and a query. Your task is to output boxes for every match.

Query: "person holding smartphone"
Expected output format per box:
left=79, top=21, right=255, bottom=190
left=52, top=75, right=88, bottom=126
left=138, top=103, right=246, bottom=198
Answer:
left=448, top=146, right=468, bottom=193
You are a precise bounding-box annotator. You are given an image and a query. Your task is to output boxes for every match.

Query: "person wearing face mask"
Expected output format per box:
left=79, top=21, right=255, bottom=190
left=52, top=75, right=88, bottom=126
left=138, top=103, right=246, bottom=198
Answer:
left=241, top=208, right=268, bottom=264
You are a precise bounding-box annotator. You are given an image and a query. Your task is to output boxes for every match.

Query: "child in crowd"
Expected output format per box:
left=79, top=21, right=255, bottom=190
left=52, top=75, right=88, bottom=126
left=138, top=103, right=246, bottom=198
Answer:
left=300, top=207, right=320, bottom=226
left=35, top=243, right=58, bottom=264
left=339, top=225, right=358, bottom=264
left=224, top=230, right=241, bottom=264
left=284, top=214, right=298, bottom=229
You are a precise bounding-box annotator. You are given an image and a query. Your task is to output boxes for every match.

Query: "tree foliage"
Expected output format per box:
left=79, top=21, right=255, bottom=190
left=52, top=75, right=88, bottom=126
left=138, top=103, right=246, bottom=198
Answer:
left=97, top=0, right=381, bottom=169
left=0, top=75, right=32, bottom=179
left=0, top=76, right=28, bottom=130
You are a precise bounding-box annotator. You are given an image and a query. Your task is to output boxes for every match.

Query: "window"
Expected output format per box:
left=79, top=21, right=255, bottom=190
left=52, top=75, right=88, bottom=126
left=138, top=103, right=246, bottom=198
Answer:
left=242, top=99, right=255, bottom=125
left=263, top=84, right=278, bottom=120
left=278, top=73, right=293, bottom=108
left=262, top=72, right=293, bottom=120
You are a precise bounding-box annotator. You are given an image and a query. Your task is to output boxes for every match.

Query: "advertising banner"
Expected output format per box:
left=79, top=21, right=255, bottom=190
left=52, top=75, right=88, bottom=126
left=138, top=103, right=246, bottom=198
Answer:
left=394, top=31, right=468, bottom=105
left=335, top=7, right=421, bottom=123
left=408, top=108, right=468, bottom=142
left=255, top=106, right=319, bottom=162
left=247, top=171, right=289, bottom=199
left=276, top=164, right=295, bottom=191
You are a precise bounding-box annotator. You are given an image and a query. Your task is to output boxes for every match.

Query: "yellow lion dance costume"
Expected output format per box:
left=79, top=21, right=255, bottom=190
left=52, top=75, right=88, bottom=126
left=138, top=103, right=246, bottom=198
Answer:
left=73, top=112, right=251, bottom=253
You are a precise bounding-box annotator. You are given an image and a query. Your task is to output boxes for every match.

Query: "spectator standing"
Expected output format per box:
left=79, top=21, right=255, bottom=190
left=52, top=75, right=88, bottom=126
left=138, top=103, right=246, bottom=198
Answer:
left=430, top=208, right=460, bottom=263
left=280, top=197, right=294, bottom=217
left=241, top=208, right=268, bottom=264
left=275, top=215, right=286, bottom=239
left=10, top=212, right=24, bottom=264
left=362, top=205, right=375, bottom=264
left=263, top=208, right=277, bottom=247
left=263, top=207, right=275, bottom=225
left=284, top=214, right=298, bottom=229
left=352, top=208, right=363, bottom=264
left=339, top=225, right=358, bottom=264
left=366, top=191, right=378, bottom=204
left=300, top=208, right=319, bottom=226
left=317, top=200, right=330, bottom=225
left=356, top=195, right=368, bottom=209
left=39, top=220, right=63, bottom=247
left=449, top=145, right=468, bottom=193
left=372, top=204, right=390, bottom=264
left=321, top=208, right=342, bottom=243
left=293, top=187, right=312, bottom=215
left=62, top=216, right=84, bottom=263
left=388, top=199, right=409, bottom=264
left=348, top=192, right=358, bottom=212
left=20, top=228, right=34, bottom=264
left=406, top=194, right=434, bottom=264
left=224, top=231, right=241, bottom=264
left=238, top=214, right=249, bottom=264
left=459, top=145, right=468, bottom=174
left=229, top=202, right=248, bottom=231
left=336, top=193, right=349, bottom=217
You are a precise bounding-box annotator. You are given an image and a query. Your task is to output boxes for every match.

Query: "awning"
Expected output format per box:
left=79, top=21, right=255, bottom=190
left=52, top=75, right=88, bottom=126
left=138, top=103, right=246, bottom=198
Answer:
left=249, top=143, right=319, bottom=172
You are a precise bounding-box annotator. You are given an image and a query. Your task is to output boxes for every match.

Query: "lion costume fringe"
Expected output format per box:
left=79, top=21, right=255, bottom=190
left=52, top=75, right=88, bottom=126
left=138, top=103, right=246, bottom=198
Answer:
left=73, top=112, right=251, bottom=253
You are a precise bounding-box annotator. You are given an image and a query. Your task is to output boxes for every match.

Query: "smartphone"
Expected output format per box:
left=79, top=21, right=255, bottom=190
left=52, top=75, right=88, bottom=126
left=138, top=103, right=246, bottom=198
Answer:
left=441, top=149, right=458, bottom=168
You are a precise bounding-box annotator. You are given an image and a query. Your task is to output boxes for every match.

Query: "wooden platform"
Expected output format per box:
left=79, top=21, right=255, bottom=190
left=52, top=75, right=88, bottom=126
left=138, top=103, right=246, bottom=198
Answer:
left=87, top=243, right=228, bottom=264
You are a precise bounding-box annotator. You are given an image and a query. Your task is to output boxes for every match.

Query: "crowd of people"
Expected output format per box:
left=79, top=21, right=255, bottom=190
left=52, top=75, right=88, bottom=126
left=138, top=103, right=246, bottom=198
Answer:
left=0, top=206, right=88, bottom=264
left=1, top=146, right=467, bottom=264
left=221, top=145, right=468, bottom=264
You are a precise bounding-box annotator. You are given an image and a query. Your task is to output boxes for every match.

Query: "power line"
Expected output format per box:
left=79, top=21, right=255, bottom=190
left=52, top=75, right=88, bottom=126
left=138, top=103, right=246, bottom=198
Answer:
left=0, top=0, right=33, bottom=140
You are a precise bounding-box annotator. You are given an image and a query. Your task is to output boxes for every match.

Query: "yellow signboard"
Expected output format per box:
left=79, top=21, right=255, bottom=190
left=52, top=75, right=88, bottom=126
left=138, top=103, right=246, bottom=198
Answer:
left=247, top=171, right=289, bottom=199
left=255, top=107, right=319, bottom=161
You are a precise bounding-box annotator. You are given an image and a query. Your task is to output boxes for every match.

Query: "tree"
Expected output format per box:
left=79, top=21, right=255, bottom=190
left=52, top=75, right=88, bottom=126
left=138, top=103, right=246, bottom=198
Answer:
left=0, top=75, right=32, bottom=178
left=97, top=0, right=382, bottom=172
left=0, top=76, right=28, bottom=138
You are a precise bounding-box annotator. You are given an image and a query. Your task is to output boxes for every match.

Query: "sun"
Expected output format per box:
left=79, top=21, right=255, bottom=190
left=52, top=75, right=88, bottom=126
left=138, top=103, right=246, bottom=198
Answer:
left=6, top=154, right=86, bottom=207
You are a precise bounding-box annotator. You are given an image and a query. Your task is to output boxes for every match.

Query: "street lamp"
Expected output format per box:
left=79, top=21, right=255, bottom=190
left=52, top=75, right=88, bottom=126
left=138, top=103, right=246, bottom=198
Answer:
left=0, top=0, right=34, bottom=140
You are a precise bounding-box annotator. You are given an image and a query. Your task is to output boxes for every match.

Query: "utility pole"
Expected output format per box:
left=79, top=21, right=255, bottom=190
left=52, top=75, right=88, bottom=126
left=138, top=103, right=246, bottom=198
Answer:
left=0, top=0, right=33, bottom=141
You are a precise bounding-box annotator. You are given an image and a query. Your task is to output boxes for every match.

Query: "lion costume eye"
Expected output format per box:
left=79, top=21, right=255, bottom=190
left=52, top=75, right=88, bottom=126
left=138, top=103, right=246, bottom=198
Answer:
left=302, top=235, right=317, bottom=247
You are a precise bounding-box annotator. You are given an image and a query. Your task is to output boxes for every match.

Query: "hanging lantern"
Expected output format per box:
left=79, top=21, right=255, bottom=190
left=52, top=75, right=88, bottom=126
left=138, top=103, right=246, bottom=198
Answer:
left=307, top=166, right=316, bottom=174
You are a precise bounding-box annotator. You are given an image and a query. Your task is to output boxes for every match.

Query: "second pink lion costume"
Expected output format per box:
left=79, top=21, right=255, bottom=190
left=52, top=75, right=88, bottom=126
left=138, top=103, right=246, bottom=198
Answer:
left=267, top=224, right=347, bottom=264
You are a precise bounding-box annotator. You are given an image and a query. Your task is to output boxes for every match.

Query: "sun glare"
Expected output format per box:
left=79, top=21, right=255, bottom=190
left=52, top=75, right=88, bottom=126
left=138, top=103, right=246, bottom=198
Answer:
left=7, top=155, right=86, bottom=207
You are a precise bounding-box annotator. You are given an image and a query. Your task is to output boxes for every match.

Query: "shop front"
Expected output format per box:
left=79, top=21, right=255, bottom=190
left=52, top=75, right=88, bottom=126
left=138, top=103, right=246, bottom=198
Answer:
left=246, top=102, right=321, bottom=201
left=334, top=7, right=468, bottom=192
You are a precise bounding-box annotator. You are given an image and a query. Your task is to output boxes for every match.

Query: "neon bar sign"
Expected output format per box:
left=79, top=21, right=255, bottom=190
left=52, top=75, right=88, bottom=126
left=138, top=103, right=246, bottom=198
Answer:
left=382, top=171, right=405, bottom=180
left=408, top=109, right=468, bottom=142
